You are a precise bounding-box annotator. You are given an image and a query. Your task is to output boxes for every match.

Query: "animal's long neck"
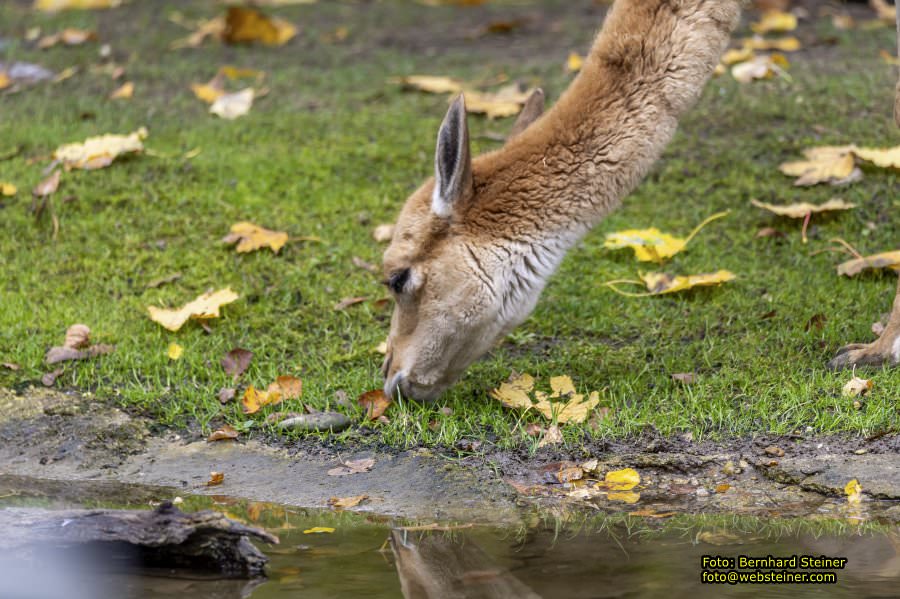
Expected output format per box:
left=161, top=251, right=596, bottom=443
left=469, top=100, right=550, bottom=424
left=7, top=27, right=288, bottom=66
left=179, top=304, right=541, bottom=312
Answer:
left=467, top=0, right=740, bottom=262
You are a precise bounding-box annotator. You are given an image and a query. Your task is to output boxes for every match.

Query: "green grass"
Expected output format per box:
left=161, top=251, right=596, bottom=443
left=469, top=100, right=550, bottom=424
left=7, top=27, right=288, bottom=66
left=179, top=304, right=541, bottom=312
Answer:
left=1, top=0, right=898, bottom=449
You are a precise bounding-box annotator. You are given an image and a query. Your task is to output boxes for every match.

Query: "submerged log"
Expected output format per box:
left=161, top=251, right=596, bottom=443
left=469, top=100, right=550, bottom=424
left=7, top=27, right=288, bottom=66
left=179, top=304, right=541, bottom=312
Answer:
left=0, top=501, right=278, bottom=578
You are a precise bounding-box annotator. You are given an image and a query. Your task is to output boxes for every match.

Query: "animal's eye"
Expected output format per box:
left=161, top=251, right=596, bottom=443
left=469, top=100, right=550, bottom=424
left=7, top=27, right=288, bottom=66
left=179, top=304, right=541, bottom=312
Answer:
left=387, top=269, right=411, bottom=294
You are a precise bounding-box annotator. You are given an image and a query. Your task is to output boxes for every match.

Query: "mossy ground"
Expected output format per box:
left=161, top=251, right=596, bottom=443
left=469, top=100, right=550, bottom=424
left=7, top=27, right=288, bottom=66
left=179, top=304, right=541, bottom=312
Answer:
left=1, top=0, right=898, bottom=450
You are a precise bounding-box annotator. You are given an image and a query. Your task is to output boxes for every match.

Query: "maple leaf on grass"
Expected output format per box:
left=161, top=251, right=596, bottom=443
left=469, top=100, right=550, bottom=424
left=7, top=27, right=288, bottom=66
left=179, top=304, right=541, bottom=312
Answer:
left=224, top=7, right=296, bottom=46
left=223, top=222, right=288, bottom=253
left=242, top=375, right=301, bottom=414
left=358, top=390, right=392, bottom=420
left=147, top=288, right=239, bottom=332
left=53, top=127, right=147, bottom=170
left=837, top=250, right=900, bottom=277
left=490, top=373, right=600, bottom=424
left=603, top=211, right=728, bottom=263
left=604, top=270, right=736, bottom=297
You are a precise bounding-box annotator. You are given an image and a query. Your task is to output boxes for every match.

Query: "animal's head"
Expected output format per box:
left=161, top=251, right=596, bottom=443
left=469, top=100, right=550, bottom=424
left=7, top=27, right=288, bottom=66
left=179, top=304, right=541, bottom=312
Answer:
left=382, top=91, right=546, bottom=401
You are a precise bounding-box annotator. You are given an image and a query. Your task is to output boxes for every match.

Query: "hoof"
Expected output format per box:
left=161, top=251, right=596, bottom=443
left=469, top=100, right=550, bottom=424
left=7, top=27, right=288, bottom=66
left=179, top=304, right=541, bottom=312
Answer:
left=828, top=342, right=893, bottom=370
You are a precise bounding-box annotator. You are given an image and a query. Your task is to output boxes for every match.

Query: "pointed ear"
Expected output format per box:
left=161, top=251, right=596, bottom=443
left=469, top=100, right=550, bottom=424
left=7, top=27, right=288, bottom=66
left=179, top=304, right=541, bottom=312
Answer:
left=432, top=94, right=473, bottom=218
left=507, top=88, right=545, bottom=140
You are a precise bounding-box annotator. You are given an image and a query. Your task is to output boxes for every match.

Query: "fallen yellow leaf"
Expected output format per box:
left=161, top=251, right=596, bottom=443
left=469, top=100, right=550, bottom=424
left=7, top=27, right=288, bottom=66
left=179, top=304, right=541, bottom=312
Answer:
left=222, top=221, right=288, bottom=253
left=464, top=83, right=535, bottom=119
left=210, top=88, right=254, bottom=119
left=731, top=53, right=790, bottom=83
left=490, top=372, right=535, bottom=410
left=742, top=36, right=800, bottom=52
left=608, top=491, right=641, bottom=504
left=224, top=6, right=297, bottom=46
left=0, top=182, right=16, bottom=196
left=191, top=73, right=226, bottom=104
left=395, top=75, right=464, bottom=94
left=53, top=127, right=147, bottom=170
left=167, top=342, right=183, bottom=360
left=109, top=81, right=133, bottom=100
left=853, top=145, right=900, bottom=168
left=534, top=390, right=599, bottom=424
left=604, top=211, right=729, bottom=262
left=170, top=16, right=225, bottom=49
left=269, top=375, right=302, bottom=400
left=0, top=72, right=10, bottom=90
left=328, top=495, right=367, bottom=509
left=639, top=270, right=736, bottom=295
left=845, top=479, right=862, bottom=504
left=147, top=288, right=239, bottom=332
left=837, top=250, right=900, bottom=276
left=750, top=198, right=856, bottom=218
left=566, top=51, right=583, bottom=72
left=242, top=385, right=283, bottom=414
left=219, top=65, right=264, bottom=80
left=751, top=10, right=797, bottom=34
left=604, top=468, right=641, bottom=491
left=842, top=377, right=873, bottom=398
left=303, top=527, right=335, bottom=534
left=207, top=471, right=224, bottom=486
left=721, top=47, right=755, bottom=65
left=778, top=145, right=858, bottom=186
left=35, top=0, right=120, bottom=10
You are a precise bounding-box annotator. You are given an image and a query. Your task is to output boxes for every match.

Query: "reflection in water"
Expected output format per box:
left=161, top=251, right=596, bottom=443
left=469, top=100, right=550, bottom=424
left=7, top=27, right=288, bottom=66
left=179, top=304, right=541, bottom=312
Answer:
left=390, top=528, right=541, bottom=599
left=1, top=477, right=898, bottom=599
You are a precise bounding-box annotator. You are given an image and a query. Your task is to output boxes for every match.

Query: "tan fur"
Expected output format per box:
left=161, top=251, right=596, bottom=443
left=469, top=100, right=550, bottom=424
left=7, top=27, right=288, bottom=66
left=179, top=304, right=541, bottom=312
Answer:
left=382, top=0, right=742, bottom=400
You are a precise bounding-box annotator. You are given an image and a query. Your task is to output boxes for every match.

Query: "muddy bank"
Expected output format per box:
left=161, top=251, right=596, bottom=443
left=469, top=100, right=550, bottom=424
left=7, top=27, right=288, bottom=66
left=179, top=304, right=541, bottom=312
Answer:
left=1, top=387, right=899, bottom=523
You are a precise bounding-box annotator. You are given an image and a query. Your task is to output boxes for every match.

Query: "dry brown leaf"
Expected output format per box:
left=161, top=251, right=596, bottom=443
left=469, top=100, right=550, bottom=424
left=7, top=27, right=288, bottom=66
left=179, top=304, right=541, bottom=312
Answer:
left=672, top=372, right=696, bottom=384
left=751, top=198, right=856, bottom=218
left=218, top=387, right=236, bottom=404
left=221, top=347, right=253, bottom=379
left=222, top=221, right=288, bottom=253
left=64, top=323, right=90, bottom=348
left=207, top=424, right=239, bottom=442
left=837, top=250, right=900, bottom=277
left=269, top=375, right=302, bottom=400
left=33, top=170, right=61, bottom=197
left=54, top=127, right=147, bottom=170
left=224, top=7, right=296, bottom=46
left=147, top=288, right=239, bottom=332
left=334, top=296, right=367, bottom=311
left=327, top=457, right=374, bottom=477
left=352, top=256, right=379, bottom=274
left=2, top=363, right=21, bottom=371
left=207, top=471, right=225, bottom=486
left=842, top=377, right=873, bottom=398
left=537, top=424, right=563, bottom=448
left=109, top=81, right=133, bottom=99
left=41, top=368, right=63, bottom=386
left=358, top=389, right=392, bottom=420
left=328, top=494, right=368, bottom=509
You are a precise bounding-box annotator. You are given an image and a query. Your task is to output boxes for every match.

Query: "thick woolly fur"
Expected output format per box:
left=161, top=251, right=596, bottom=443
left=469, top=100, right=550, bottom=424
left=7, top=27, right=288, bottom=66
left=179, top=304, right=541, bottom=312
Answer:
left=382, top=0, right=742, bottom=401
